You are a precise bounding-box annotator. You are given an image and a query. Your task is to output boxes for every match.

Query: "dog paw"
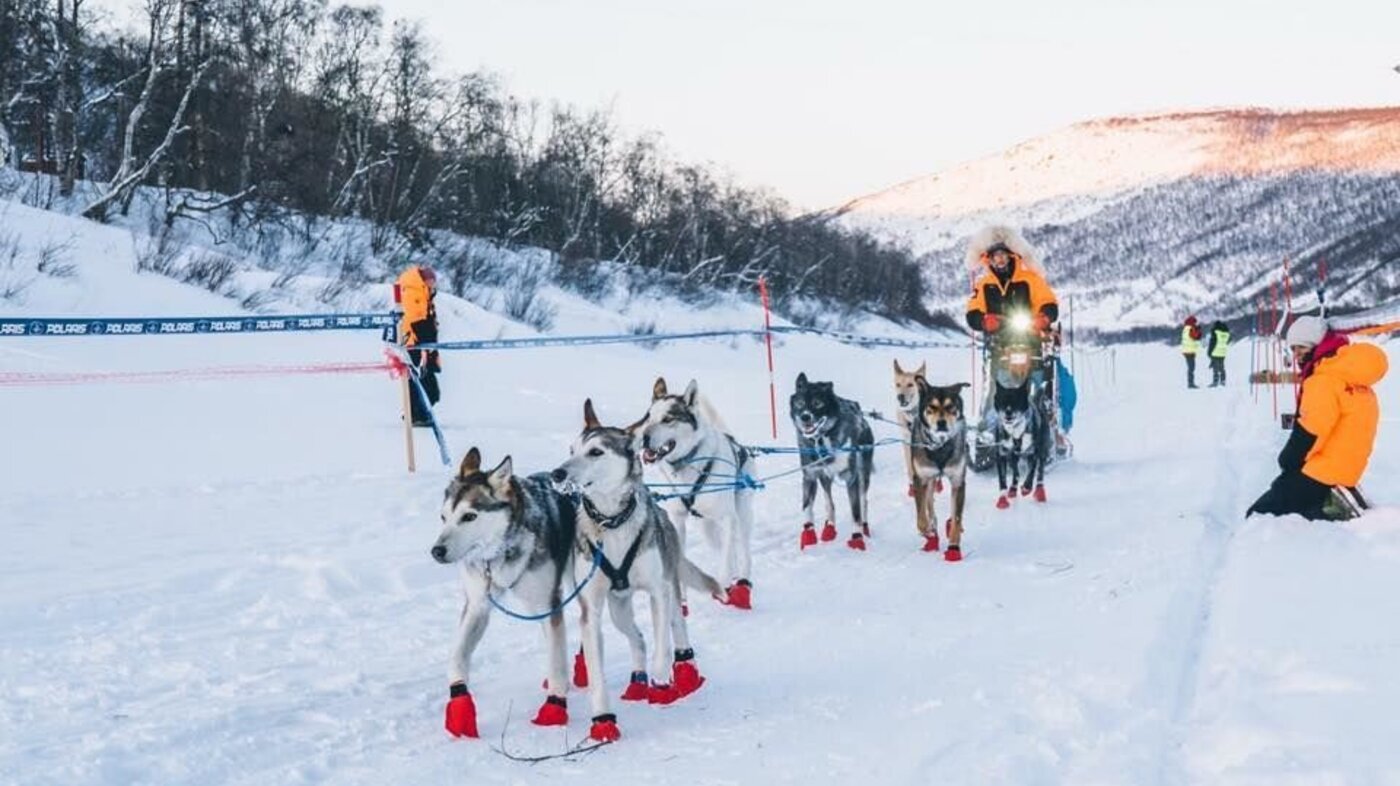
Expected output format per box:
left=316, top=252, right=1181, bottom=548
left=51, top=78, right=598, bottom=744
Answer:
left=820, top=521, right=838, bottom=542
left=907, top=483, right=918, bottom=498
left=444, top=688, right=479, bottom=738
left=799, top=522, right=817, bottom=550
left=1033, top=484, right=1048, bottom=503
left=647, top=682, right=680, bottom=705
left=922, top=534, right=940, bottom=552
left=725, top=580, right=752, bottom=609
left=572, top=648, right=589, bottom=688
left=620, top=671, right=649, bottom=702
left=846, top=532, right=866, bottom=551
left=1007, top=486, right=1019, bottom=499
left=944, top=544, right=963, bottom=562
left=589, top=714, right=622, bottom=742
left=995, top=494, right=1011, bottom=510
left=531, top=695, right=568, bottom=726
left=673, top=661, right=705, bottom=698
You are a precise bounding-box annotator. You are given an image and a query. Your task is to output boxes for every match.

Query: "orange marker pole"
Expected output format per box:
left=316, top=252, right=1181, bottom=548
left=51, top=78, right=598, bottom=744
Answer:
left=759, top=276, right=778, bottom=440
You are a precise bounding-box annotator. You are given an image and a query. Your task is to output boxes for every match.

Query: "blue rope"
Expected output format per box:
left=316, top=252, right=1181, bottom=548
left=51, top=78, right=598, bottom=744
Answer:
left=485, top=548, right=603, bottom=622
left=403, top=360, right=452, bottom=466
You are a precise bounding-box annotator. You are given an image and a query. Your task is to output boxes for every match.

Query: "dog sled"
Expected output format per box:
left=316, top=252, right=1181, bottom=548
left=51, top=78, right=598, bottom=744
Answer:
left=969, top=314, right=1074, bottom=473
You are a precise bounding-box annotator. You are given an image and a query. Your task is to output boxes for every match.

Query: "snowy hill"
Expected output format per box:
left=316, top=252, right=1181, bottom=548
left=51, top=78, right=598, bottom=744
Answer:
left=3, top=201, right=1400, bottom=783
left=837, top=108, right=1400, bottom=327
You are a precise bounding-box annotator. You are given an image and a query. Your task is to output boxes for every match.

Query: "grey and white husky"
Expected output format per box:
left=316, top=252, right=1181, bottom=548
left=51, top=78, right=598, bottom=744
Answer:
left=430, top=447, right=581, bottom=739
left=789, top=372, right=875, bottom=551
left=636, top=377, right=756, bottom=609
left=551, top=399, right=723, bottom=743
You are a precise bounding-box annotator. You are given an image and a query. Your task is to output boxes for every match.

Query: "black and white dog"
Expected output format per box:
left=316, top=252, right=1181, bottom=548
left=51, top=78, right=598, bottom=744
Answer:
left=430, top=447, right=581, bottom=739
left=636, top=377, right=756, bottom=609
left=993, top=383, right=1050, bottom=508
left=789, top=373, right=875, bottom=551
left=551, top=400, right=723, bottom=743
left=909, top=379, right=970, bottom=561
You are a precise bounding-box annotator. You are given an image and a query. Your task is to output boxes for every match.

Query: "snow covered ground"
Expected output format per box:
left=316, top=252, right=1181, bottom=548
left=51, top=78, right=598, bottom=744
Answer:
left=3, top=240, right=1399, bottom=785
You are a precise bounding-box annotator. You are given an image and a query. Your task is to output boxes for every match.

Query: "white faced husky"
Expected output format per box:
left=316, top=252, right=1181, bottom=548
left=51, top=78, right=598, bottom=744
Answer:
left=430, top=448, right=581, bottom=739
left=551, top=399, right=723, bottom=743
left=636, top=377, right=757, bottom=609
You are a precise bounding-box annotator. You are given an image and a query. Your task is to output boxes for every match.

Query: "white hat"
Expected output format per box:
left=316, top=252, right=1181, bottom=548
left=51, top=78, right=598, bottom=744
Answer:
left=1285, top=315, right=1327, bottom=349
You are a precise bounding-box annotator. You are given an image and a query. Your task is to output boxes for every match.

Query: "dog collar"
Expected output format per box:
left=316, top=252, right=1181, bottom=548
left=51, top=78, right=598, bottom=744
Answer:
left=581, top=492, right=638, bottom=530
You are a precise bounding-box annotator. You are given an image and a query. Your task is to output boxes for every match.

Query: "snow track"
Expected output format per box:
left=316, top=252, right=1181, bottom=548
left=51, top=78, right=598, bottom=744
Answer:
left=2, top=328, right=1398, bottom=785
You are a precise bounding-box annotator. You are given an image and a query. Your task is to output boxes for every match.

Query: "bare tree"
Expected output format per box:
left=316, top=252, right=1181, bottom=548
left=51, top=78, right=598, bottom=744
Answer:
left=83, top=0, right=208, bottom=220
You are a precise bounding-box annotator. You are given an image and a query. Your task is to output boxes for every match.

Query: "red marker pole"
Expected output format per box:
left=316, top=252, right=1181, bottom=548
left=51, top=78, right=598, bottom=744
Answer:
left=758, top=276, right=778, bottom=440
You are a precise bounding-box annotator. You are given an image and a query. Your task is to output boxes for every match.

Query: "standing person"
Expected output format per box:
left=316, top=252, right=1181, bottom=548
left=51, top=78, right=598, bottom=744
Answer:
left=397, top=265, right=441, bottom=427
left=1208, top=320, right=1231, bottom=387
left=1247, top=316, right=1388, bottom=520
left=1180, top=316, right=1202, bottom=389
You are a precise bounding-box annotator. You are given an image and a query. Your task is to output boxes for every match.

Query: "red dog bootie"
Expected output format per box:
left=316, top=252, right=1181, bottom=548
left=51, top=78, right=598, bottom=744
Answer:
left=673, top=649, right=705, bottom=698
left=861, top=522, right=872, bottom=538
left=589, top=713, right=622, bottom=742
left=620, top=671, right=649, bottom=702
left=725, top=579, right=752, bottom=609
left=799, top=522, right=818, bottom=550
left=820, top=521, right=838, bottom=542
left=444, top=684, right=479, bottom=738
left=944, top=544, right=963, bottom=562
left=648, top=682, right=680, bottom=705
left=532, top=695, right=568, bottom=726
left=847, top=532, right=866, bottom=551
left=573, top=648, right=589, bottom=688
left=996, top=494, right=1011, bottom=510
left=922, top=533, right=941, bottom=552
left=1007, top=486, right=1019, bottom=499
left=1033, top=484, right=1048, bottom=503
left=907, top=483, right=917, bottom=498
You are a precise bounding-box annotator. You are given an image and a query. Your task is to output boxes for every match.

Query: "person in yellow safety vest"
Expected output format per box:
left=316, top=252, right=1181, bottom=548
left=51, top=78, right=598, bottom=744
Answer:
left=1207, top=320, right=1230, bottom=387
left=397, top=265, right=441, bottom=427
left=1180, top=315, right=1203, bottom=389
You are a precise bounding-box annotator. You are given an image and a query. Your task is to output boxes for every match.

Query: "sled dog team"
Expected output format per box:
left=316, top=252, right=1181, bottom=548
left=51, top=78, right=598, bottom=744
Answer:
left=429, top=366, right=1041, bottom=744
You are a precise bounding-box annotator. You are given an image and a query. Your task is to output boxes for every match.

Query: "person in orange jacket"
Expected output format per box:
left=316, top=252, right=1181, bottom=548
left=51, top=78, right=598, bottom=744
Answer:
left=1247, top=315, right=1389, bottom=520
left=397, top=265, right=441, bottom=426
left=964, top=225, right=1059, bottom=337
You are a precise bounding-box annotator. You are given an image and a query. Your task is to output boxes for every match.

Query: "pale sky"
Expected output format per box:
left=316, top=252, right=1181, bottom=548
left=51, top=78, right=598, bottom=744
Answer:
left=99, top=0, right=1400, bottom=209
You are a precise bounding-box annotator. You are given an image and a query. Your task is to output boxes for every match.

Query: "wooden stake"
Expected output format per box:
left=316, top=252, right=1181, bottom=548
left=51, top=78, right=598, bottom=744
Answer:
left=401, top=368, right=417, bottom=473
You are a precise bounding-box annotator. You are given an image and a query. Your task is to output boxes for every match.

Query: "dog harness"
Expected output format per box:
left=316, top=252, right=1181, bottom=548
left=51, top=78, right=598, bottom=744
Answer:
left=580, top=492, right=645, bottom=592
left=672, top=435, right=753, bottom=517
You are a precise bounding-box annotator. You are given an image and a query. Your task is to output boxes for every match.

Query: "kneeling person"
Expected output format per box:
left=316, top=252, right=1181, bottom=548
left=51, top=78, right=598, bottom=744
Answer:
left=1248, top=316, right=1388, bottom=521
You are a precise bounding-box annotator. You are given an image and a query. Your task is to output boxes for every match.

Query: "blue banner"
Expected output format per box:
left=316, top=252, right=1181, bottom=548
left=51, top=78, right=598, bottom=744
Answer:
left=1, top=313, right=396, bottom=338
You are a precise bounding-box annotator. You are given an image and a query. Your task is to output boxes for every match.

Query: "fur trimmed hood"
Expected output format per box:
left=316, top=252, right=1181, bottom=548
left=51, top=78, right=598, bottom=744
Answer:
left=964, top=225, right=1044, bottom=277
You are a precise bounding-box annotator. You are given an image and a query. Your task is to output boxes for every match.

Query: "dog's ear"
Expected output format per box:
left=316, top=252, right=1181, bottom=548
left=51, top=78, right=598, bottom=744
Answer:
left=682, top=379, right=699, bottom=408
left=915, top=361, right=927, bottom=377
left=796, top=372, right=808, bottom=389
left=458, top=447, right=482, bottom=477
left=950, top=382, right=971, bottom=393
left=488, top=455, right=513, bottom=492
left=652, top=377, right=668, bottom=401
left=893, top=359, right=904, bottom=376
left=583, top=399, right=601, bottom=430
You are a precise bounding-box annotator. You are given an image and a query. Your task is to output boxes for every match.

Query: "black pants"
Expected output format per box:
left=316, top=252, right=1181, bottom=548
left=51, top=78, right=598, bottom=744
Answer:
left=1209, top=356, right=1225, bottom=386
left=1184, top=353, right=1197, bottom=387
left=1247, top=471, right=1330, bottom=520
left=408, top=348, right=441, bottom=422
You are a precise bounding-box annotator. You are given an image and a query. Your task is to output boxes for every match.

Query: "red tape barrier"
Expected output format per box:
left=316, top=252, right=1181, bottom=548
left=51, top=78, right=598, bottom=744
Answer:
left=0, top=360, right=397, bottom=387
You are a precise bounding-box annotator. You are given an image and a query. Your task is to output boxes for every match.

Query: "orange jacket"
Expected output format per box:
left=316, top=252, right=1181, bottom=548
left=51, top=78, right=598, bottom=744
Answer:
left=966, top=264, right=1058, bottom=323
left=1298, top=342, right=1388, bottom=487
left=396, top=266, right=437, bottom=347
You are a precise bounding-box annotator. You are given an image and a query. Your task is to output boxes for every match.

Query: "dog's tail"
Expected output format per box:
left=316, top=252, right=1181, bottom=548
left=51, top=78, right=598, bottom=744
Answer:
left=679, top=556, right=724, bottom=598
